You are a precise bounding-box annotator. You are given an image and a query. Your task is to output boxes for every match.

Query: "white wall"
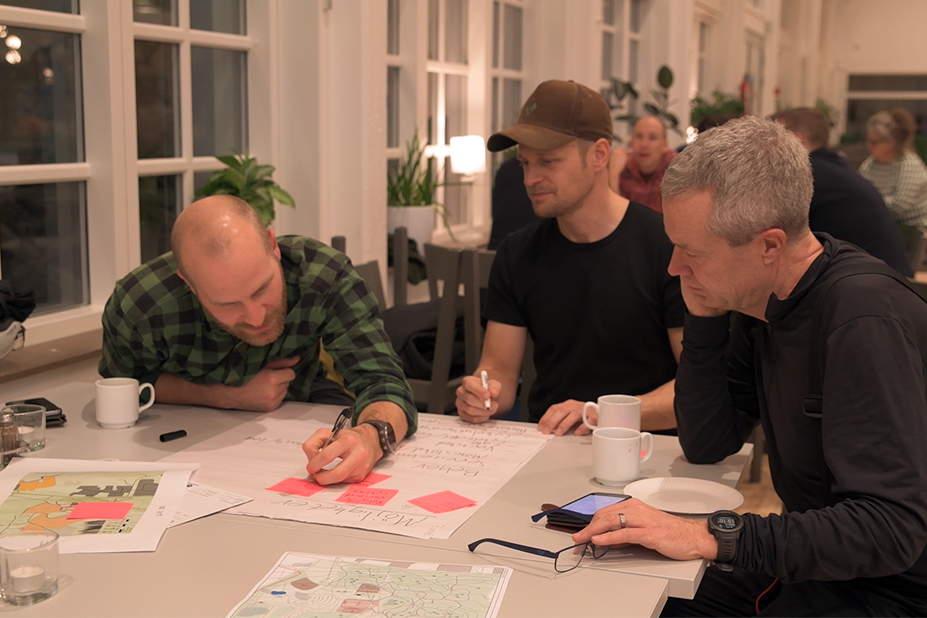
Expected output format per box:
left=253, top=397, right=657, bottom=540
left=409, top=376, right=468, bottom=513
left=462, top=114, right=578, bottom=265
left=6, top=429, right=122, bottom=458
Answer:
left=830, top=0, right=927, bottom=74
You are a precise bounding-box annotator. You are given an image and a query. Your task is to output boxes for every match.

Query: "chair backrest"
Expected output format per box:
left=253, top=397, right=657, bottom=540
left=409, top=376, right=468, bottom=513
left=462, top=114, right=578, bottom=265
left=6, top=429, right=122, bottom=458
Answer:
left=392, top=227, right=409, bottom=307
left=353, top=261, right=387, bottom=310
left=462, top=248, right=497, bottom=374
left=406, top=243, right=468, bottom=414
left=331, top=229, right=409, bottom=310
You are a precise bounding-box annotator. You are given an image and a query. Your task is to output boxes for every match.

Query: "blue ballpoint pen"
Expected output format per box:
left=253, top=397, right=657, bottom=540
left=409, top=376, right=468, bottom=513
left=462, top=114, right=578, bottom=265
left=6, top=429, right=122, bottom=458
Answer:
left=325, top=407, right=354, bottom=447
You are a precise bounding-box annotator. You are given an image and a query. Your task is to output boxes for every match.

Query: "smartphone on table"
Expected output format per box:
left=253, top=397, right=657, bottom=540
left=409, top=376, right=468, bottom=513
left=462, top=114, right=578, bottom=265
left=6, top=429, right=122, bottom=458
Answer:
left=5, top=398, right=67, bottom=426
left=531, top=492, right=630, bottom=531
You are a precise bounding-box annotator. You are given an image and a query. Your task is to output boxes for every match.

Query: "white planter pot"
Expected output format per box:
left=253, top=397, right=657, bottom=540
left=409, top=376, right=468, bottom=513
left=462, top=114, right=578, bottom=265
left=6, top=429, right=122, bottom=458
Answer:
left=387, top=205, right=436, bottom=256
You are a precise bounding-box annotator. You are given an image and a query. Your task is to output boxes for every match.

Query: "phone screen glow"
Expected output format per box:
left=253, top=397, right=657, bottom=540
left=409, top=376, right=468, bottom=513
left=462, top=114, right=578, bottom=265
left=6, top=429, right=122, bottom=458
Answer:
left=562, top=494, right=628, bottom=516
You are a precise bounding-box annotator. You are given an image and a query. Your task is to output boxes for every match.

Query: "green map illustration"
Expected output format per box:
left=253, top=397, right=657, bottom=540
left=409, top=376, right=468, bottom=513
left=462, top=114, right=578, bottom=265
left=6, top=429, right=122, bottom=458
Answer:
left=0, top=471, right=163, bottom=537
left=229, top=553, right=509, bottom=618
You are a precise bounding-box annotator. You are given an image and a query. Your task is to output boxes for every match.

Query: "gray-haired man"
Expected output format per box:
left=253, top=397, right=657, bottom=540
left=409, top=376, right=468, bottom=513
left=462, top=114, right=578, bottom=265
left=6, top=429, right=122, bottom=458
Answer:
left=574, top=116, right=927, bottom=616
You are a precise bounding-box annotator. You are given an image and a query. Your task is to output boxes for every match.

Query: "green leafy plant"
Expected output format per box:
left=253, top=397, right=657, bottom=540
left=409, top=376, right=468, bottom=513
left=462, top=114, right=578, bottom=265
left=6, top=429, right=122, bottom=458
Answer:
left=602, top=65, right=682, bottom=142
left=388, top=129, right=441, bottom=206
left=194, top=151, right=295, bottom=226
left=387, top=129, right=457, bottom=239
left=690, top=90, right=745, bottom=131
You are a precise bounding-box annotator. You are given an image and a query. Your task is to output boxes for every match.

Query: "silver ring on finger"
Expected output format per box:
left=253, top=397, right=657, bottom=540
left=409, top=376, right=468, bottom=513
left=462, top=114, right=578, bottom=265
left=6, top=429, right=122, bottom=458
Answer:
left=618, top=512, right=627, bottom=530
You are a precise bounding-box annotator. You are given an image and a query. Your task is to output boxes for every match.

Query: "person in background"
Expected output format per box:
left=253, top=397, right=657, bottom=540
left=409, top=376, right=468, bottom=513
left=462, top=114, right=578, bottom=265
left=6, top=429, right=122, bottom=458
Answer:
left=487, top=156, right=541, bottom=251
left=456, top=80, right=683, bottom=435
left=773, top=107, right=912, bottom=276
left=609, top=116, right=677, bottom=213
left=573, top=116, right=927, bottom=616
left=99, top=195, right=416, bottom=485
left=858, top=108, right=927, bottom=227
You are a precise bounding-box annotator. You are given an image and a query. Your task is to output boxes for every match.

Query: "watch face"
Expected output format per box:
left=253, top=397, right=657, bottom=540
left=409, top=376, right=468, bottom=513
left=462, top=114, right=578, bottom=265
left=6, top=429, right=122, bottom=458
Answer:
left=712, top=514, right=739, bottom=530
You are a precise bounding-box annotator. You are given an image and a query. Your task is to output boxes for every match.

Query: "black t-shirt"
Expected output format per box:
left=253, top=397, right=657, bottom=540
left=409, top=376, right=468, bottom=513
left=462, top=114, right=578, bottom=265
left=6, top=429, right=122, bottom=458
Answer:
left=485, top=202, right=684, bottom=421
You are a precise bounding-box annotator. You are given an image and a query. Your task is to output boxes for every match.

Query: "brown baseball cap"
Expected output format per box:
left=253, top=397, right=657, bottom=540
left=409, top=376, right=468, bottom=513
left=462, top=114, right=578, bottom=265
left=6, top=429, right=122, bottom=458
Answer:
left=487, top=80, right=613, bottom=152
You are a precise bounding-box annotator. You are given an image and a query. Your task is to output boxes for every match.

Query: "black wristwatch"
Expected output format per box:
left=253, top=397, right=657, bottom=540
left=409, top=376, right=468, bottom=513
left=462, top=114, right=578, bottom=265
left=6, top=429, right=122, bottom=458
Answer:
left=360, top=420, right=396, bottom=457
left=707, top=510, right=743, bottom=572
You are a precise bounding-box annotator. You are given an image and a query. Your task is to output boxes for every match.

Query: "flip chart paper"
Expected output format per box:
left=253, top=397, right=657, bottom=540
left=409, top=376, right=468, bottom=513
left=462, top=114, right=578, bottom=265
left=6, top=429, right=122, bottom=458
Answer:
left=162, top=412, right=552, bottom=539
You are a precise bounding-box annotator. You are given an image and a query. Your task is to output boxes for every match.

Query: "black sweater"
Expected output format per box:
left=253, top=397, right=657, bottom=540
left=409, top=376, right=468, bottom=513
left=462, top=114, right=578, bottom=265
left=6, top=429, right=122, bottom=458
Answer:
left=676, top=235, right=927, bottom=599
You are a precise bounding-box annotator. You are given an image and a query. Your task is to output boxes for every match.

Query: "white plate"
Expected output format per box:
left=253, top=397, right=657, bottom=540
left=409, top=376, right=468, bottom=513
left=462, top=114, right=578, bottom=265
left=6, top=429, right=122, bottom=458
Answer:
left=623, top=477, right=743, bottom=514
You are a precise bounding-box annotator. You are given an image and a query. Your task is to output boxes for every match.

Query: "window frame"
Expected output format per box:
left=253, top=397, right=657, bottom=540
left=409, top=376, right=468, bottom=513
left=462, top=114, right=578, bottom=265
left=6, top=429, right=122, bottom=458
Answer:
left=0, top=0, right=268, bottom=346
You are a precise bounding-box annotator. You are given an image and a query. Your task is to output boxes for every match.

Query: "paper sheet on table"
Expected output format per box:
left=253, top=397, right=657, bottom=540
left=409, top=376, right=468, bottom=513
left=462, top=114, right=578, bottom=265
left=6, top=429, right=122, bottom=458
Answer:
left=0, top=458, right=197, bottom=553
left=169, top=481, right=252, bottom=527
left=161, top=414, right=553, bottom=539
left=226, top=551, right=512, bottom=618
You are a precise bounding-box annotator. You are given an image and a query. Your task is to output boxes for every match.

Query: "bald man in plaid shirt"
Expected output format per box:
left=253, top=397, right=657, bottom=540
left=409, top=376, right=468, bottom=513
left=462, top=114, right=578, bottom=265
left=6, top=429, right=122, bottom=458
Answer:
left=100, top=195, right=416, bottom=484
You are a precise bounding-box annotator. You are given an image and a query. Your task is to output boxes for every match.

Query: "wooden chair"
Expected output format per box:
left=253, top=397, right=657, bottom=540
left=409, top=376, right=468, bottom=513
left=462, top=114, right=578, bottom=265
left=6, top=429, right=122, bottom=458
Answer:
left=336, top=231, right=465, bottom=415
left=405, top=243, right=467, bottom=415
left=330, top=230, right=407, bottom=310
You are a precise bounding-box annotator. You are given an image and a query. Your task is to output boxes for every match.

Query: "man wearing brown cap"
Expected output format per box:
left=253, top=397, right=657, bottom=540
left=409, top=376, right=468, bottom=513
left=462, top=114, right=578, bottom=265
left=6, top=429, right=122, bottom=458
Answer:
left=455, top=80, right=684, bottom=435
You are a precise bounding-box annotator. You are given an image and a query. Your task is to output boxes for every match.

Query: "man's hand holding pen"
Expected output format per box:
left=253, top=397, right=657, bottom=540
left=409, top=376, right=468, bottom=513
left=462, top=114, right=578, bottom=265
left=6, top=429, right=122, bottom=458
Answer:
left=301, top=407, right=382, bottom=485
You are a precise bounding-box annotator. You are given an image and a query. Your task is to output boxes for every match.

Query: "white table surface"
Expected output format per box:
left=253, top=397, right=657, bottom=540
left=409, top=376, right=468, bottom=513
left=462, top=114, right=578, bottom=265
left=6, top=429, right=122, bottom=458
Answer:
left=0, top=359, right=752, bottom=616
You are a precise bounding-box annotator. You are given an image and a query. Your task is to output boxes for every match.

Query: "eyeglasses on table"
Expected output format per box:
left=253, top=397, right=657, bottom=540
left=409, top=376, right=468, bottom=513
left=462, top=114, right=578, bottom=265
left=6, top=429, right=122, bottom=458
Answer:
left=468, top=537, right=609, bottom=573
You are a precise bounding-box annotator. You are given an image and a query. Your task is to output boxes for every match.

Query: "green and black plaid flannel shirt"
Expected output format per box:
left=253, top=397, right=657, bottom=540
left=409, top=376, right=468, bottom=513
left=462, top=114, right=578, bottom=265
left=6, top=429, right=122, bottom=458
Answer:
left=99, top=236, right=417, bottom=433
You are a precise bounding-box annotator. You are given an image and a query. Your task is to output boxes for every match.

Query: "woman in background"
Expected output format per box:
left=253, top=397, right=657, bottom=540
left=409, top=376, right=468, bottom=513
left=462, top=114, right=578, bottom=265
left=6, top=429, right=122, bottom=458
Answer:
left=858, top=108, right=927, bottom=227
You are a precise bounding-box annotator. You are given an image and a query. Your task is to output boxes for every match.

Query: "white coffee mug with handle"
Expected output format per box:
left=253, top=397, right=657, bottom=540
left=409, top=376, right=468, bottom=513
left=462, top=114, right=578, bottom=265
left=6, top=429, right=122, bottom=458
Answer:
left=583, top=394, right=641, bottom=431
left=592, top=427, right=653, bottom=486
left=95, top=378, right=155, bottom=429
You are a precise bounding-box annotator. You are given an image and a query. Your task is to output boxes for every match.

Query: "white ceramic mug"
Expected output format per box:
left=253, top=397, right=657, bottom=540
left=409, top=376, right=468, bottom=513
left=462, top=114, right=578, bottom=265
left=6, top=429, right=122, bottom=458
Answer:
left=95, top=378, right=155, bottom=429
left=593, top=427, right=653, bottom=486
left=583, top=395, right=641, bottom=431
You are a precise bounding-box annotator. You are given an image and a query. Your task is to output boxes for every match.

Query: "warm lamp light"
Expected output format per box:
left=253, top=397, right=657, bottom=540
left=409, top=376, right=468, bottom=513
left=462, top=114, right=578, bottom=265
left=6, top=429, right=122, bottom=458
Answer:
left=449, top=135, right=487, bottom=176
left=5, top=35, right=21, bottom=50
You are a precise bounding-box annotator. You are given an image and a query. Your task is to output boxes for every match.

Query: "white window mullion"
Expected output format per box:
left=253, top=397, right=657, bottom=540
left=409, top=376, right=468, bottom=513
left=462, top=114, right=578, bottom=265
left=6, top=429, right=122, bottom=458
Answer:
left=0, top=163, right=91, bottom=186
left=179, top=38, right=194, bottom=206
left=0, top=5, right=84, bottom=33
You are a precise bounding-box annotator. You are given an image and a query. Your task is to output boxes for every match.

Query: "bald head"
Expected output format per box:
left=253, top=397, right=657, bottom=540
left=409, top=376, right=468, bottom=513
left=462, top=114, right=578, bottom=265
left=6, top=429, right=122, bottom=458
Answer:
left=633, top=116, right=667, bottom=141
left=629, top=116, right=669, bottom=175
left=171, top=195, right=273, bottom=284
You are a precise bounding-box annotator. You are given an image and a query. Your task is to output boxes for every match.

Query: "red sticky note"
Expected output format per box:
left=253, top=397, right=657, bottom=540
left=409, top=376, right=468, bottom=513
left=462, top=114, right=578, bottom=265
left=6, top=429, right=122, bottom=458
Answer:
left=335, top=486, right=398, bottom=507
left=67, top=502, right=133, bottom=520
left=267, top=477, right=325, bottom=498
left=408, top=490, right=477, bottom=514
left=352, top=472, right=391, bottom=487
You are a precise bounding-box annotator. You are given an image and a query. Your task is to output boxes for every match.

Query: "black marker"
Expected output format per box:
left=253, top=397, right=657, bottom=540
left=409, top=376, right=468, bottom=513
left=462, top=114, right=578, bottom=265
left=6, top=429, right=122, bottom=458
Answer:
left=159, top=430, right=187, bottom=442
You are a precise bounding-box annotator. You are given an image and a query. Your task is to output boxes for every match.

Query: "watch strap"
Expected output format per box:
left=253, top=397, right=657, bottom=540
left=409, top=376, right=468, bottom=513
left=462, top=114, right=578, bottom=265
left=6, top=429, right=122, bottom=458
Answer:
left=361, top=420, right=396, bottom=456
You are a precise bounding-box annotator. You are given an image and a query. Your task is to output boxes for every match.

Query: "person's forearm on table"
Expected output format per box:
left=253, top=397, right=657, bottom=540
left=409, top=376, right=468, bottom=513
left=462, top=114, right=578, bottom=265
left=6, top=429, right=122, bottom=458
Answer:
left=355, top=400, right=409, bottom=446
left=154, top=373, right=235, bottom=407
left=638, top=379, right=677, bottom=431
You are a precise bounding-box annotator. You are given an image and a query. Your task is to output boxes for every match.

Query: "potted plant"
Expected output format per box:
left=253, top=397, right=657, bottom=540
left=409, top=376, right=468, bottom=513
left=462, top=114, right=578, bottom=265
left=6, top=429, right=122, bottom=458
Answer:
left=194, top=151, right=295, bottom=226
left=603, top=65, right=683, bottom=141
left=387, top=129, right=455, bottom=252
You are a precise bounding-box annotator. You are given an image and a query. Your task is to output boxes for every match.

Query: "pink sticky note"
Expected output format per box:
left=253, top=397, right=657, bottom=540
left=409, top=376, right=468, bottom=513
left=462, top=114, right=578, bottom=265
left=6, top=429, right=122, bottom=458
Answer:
left=267, top=477, right=325, bottom=498
left=335, top=486, right=398, bottom=507
left=352, top=472, right=391, bottom=487
left=68, top=502, right=133, bottom=520
left=408, top=490, right=477, bottom=514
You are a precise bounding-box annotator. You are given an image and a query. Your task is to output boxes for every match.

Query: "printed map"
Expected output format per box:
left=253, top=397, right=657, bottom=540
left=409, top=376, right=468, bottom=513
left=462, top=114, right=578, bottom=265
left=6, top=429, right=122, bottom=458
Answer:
left=228, top=552, right=511, bottom=618
left=0, top=471, right=163, bottom=537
